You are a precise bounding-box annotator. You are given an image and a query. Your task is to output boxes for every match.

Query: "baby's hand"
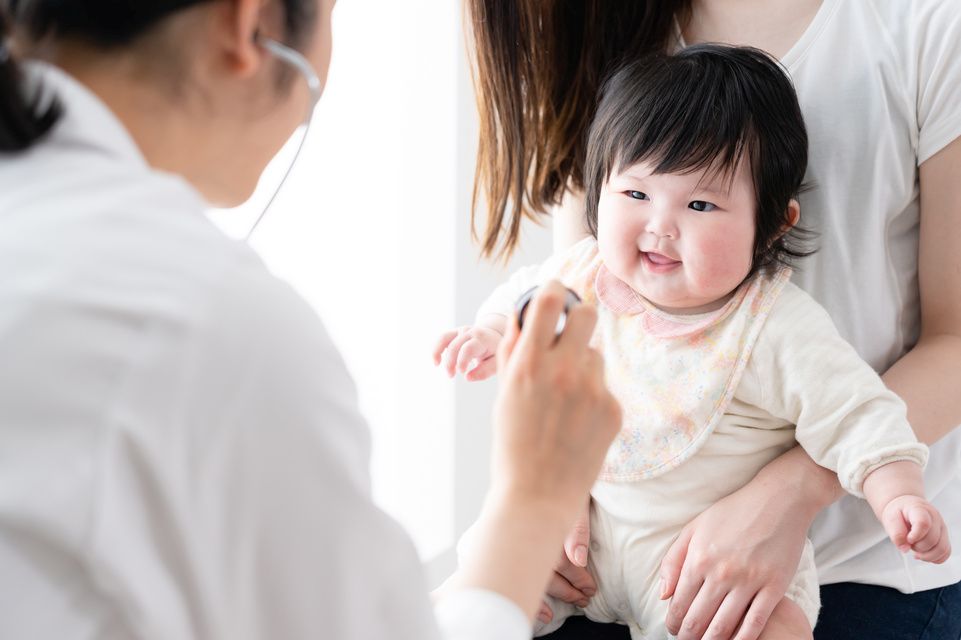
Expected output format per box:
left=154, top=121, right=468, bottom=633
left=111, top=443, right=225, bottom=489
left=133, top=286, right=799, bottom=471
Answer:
left=432, top=325, right=503, bottom=381
left=880, top=495, right=951, bottom=564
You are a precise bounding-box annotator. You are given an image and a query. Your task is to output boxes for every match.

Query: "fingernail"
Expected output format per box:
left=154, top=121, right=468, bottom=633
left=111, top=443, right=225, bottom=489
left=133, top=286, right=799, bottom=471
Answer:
left=659, top=578, right=666, bottom=598
left=583, top=587, right=596, bottom=597
left=574, top=545, right=588, bottom=567
left=537, top=613, right=550, bottom=624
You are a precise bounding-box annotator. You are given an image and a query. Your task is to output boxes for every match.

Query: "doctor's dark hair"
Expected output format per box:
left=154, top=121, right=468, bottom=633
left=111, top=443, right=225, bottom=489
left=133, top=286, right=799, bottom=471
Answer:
left=584, top=44, right=813, bottom=276
left=0, top=0, right=316, bottom=152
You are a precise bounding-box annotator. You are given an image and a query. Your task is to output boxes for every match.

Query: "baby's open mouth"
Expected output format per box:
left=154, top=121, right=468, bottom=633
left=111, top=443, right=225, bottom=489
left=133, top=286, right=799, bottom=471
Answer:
left=644, top=251, right=680, bottom=265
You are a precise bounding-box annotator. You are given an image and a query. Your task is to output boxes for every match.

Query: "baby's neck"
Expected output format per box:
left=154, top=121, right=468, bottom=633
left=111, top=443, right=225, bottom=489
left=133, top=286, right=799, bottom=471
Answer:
left=644, top=290, right=737, bottom=317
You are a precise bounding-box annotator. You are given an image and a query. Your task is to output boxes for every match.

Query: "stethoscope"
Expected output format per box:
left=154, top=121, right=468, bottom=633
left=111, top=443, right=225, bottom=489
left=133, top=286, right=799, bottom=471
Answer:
left=244, top=36, right=322, bottom=240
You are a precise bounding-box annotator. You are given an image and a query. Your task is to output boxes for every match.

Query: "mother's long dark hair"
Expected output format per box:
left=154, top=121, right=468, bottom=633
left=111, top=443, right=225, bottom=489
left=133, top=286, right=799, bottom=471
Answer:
left=466, top=0, right=689, bottom=260
left=0, top=0, right=315, bottom=152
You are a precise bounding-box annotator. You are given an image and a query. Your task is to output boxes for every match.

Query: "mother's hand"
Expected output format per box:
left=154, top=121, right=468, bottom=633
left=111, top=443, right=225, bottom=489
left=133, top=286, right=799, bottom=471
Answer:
left=659, top=447, right=841, bottom=640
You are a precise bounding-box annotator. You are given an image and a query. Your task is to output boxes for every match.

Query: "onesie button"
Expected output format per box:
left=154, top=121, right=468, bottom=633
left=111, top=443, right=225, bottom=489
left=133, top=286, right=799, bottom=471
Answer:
left=590, top=541, right=600, bottom=552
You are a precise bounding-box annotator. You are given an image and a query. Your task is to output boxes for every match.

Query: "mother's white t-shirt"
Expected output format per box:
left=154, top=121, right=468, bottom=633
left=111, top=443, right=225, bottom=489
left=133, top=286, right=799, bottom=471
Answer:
left=765, top=0, right=961, bottom=592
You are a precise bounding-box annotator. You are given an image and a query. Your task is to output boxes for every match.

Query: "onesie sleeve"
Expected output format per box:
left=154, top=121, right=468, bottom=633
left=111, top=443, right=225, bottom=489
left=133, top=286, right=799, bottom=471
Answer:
left=913, top=0, right=961, bottom=164
left=750, top=284, right=928, bottom=497
left=475, top=237, right=599, bottom=322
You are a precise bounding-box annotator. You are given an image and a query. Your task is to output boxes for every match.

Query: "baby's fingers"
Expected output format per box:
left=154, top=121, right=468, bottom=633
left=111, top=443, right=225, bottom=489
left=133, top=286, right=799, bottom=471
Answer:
left=465, top=357, right=497, bottom=381
left=913, top=521, right=951, bottom=564
left=443, top=331, right=475, bottom=376
left=432, top=330, right=459, bottom=365
left=456, top=340, right=493, bottom=374
left=905, top=505, right=933, bottom=545
left=880, top=506, right=910, bottom=552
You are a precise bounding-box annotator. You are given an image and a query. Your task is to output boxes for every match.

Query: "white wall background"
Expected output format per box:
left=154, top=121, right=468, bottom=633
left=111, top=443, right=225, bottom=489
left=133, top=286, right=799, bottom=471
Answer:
left=209, top=0, right=552, bottom=585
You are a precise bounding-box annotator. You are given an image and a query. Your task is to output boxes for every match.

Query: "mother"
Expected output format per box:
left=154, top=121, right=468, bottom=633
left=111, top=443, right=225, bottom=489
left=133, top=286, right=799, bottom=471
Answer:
left=466, top=1, right=961, bottom=638
left=0, top=1, right=622, bottom=637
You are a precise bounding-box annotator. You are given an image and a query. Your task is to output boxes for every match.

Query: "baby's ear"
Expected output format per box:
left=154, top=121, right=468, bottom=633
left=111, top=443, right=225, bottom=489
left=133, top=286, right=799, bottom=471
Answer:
left=779, top=199, right=801, bottom=237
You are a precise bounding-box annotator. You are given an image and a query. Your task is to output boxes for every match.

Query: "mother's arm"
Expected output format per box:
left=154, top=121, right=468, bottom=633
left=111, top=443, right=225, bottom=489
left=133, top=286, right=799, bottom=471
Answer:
left=659, top=135, right=961, bottom=640
left=883, top=136, right=961, bottom=445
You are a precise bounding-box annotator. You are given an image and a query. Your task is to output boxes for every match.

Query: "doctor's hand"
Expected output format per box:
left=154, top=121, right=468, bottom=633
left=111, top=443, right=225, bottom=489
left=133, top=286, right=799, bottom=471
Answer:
left=449, top=281, right=620, bottom=622
left=491, top=280, right=619, bottom=515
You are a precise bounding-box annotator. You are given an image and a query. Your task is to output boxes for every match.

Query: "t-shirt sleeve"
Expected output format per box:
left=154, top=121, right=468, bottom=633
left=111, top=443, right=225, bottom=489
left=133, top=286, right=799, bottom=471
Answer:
left=750, top=284, right=928, bottom=497
left=914, top=0, right=961, bottom=164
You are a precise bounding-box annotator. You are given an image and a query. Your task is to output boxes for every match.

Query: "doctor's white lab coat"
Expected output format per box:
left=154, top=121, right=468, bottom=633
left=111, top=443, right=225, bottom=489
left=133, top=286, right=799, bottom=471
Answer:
left=0, top=62, right=528, bottom=640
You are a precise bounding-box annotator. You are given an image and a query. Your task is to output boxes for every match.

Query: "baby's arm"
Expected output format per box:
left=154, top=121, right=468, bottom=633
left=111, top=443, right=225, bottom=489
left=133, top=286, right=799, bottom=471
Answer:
left=751, top=285, right=949, bottom=563
left=433, top=250, right=580, bottom=381
left=862, top=461, right=951, bottom=563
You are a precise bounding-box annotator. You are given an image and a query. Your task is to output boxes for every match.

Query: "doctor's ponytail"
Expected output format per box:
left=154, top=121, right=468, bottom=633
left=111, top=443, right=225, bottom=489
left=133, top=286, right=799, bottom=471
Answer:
left=0, top=5, right=61, bottom=152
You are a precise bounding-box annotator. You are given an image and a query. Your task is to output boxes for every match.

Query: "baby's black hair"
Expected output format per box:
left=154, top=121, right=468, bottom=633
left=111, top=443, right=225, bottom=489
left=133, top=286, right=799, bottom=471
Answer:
left=584, top=44, right=813, bottom=274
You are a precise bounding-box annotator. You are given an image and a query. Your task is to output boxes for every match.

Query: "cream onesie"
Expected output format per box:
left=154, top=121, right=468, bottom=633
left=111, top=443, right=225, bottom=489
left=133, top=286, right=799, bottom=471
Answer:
left=468, top=238, right=928, bottom=639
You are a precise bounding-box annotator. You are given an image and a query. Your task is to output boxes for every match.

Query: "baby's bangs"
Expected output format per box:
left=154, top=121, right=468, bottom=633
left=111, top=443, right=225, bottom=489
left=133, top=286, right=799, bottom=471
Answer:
left=608, top=50, right=762, bottom=188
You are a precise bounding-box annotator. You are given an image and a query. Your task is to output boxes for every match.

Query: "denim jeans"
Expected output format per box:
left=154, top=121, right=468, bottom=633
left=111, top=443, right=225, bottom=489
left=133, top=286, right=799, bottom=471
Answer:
left=814, top=581, right=961, bottom=640
left=541, top=580, right=961, bottom=639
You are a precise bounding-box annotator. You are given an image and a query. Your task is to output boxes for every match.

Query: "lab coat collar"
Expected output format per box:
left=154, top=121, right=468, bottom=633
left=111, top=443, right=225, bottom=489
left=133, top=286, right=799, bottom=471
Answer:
left=24, top=60, right=149, bottom=169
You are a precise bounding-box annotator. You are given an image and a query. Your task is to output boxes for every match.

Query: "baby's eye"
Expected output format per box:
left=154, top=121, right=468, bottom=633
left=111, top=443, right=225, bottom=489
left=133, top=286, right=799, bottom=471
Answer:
left=626, top=190, right=649, bottom=200
left=689, top=200, right=717, bottom=212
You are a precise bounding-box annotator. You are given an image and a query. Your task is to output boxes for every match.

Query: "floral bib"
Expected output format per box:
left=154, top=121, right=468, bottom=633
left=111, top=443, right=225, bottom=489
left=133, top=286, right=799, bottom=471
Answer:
left=556, top=243, right=791, bottom=482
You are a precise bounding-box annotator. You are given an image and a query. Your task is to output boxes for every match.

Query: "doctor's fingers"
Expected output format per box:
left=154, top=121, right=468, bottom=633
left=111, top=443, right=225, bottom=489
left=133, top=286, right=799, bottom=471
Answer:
left=554, top=299, right=597, bottom=357
left=515, top=280, right=569, bottom=353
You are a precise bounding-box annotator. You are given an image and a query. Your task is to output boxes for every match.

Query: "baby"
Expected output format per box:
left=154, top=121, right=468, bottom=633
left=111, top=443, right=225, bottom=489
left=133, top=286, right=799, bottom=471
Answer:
left=437, top=45, right=950, bottom=638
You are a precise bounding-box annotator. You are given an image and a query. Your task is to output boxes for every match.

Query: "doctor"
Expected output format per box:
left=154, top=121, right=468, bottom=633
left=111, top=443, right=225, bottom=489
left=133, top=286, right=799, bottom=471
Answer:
left=0, top=1, right=621, bottom=638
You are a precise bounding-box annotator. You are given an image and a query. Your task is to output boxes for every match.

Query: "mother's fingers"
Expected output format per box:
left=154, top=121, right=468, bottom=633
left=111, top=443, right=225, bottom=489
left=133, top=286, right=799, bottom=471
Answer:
left=703, top=590, right=754, bottom=640
left=665, top=565, right=704, bottom=636
left=659, top=526, right=694, bottom=601
left=731, top=588, right=781, bottom=640
left=676, top=582, right=725, bottom=640
left=545, top=571, right=591, bottom=608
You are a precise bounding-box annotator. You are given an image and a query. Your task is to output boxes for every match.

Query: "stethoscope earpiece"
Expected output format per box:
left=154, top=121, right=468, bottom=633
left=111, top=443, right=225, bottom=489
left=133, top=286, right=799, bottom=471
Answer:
left=245, top=36, right=322, bottom=241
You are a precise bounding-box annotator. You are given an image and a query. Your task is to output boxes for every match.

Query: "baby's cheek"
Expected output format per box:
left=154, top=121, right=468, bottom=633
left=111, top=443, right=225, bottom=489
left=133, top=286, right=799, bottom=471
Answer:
left=690, top=234, right=753, bottom=293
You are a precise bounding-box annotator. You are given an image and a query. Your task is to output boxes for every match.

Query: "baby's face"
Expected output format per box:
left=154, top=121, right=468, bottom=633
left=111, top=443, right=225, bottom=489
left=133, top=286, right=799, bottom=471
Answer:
left=596, top=158, right=756, bottom=315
